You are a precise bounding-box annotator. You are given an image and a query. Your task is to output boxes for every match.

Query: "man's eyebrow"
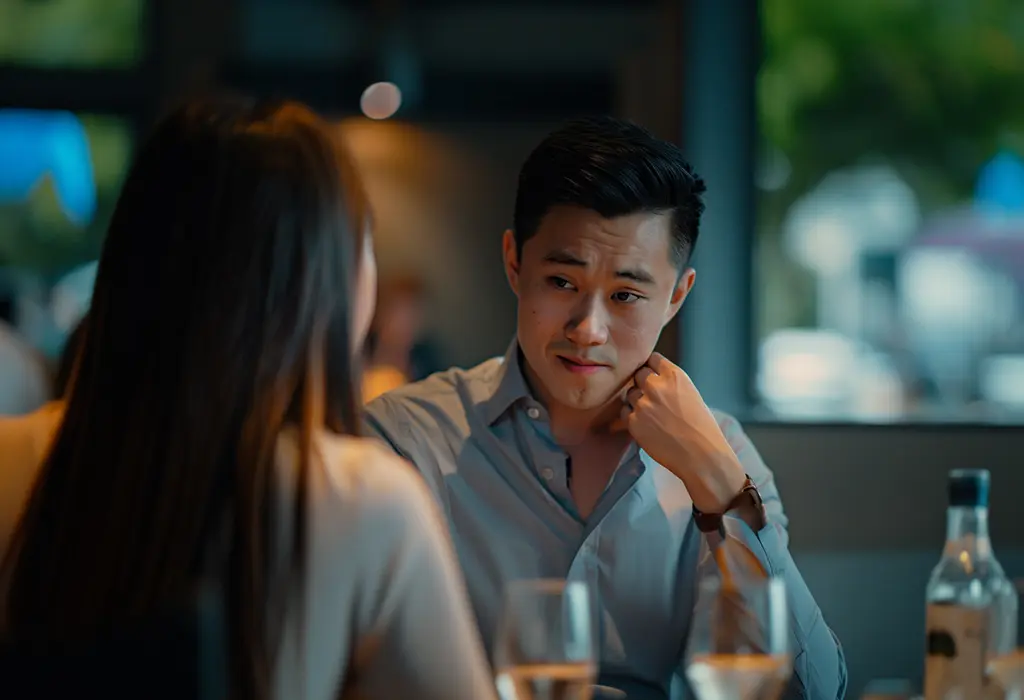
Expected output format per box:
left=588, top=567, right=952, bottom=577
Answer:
left=542, top=250, right=586, bottom=267
left=542, top=250, right=656, bottom=285
left=616, top=267, right=655, bottom=285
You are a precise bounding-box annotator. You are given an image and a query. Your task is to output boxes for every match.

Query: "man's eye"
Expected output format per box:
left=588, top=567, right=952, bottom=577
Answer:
left=549, top=277, right=575, bottom=290
left=613, top=291, right=642, bottom=303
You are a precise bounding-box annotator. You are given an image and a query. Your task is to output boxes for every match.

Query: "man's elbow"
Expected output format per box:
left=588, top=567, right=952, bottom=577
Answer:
left=791, top=628, right=847, bottom=700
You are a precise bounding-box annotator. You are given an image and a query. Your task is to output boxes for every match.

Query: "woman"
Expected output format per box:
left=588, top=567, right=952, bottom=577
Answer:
left=53, top=311, right=87, bottom=398
left=0, top=97, right=496, bottom=700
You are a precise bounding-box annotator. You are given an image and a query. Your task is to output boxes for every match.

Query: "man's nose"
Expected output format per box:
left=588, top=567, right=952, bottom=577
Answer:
left=565, top=296, right=610, bottom=347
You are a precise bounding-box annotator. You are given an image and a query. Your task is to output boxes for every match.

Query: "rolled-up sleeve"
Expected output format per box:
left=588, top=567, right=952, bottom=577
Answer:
left=687, top=413, right=847, bottom=700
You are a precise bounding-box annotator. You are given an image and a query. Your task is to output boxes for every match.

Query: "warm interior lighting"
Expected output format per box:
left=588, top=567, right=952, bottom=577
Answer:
left=360, top=82, right=402, bottom=120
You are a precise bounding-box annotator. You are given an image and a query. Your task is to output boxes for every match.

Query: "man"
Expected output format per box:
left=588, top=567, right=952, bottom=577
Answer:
left=364, top=116, right=846, bottom=699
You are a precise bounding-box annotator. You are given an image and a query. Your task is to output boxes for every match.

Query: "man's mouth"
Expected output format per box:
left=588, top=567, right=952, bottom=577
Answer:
left=556, top=355, right=610, bottom=375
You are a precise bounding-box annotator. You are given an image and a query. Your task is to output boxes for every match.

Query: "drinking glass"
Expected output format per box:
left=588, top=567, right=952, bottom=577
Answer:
left=685, top=576, right=792, bottom=700
left=494, top=578, right=596, bottom=700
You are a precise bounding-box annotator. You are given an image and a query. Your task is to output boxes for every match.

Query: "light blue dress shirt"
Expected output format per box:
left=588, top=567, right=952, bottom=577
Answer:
left=363, top=341, right=847, bottom=699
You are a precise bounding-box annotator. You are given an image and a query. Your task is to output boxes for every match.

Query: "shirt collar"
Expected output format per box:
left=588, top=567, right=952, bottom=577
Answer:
left=481, top=340, right=652, bottom=478
left=481, top=338, right=535, bottom=426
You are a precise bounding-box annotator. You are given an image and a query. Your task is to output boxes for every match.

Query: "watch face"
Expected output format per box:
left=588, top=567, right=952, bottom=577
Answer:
left=693, top=509, right=723, bottom=534
left=692, top=477, right=767, bottom=533
left=730, top=478, right=767, bottom=531
left=745, top=483, right=763, bottom=507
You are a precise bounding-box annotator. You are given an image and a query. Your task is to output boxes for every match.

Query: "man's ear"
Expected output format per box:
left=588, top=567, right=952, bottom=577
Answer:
left=502, top=229, right=520, bottom=296
left=664, top=267, right=696, bottom=327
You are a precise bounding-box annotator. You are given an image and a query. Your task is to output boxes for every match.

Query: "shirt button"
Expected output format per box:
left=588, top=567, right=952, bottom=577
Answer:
left=526, top=406, right=541, bottom=420
left=541, top=467, right=555, bottom=480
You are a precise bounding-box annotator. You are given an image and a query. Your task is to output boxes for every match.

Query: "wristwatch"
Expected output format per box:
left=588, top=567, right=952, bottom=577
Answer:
left=692, top=475, right=768, bottom=534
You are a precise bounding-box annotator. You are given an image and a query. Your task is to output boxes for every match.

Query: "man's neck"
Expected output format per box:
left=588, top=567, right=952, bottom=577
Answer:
left=547, top=394, right=628, bottom=446
left=518, top=348, right=632, bottom=445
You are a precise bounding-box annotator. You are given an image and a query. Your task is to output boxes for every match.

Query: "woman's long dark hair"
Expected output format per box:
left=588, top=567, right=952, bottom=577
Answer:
left=53, top=312, right=88, bottom=398
left=0, top=97, right=370, bottom=699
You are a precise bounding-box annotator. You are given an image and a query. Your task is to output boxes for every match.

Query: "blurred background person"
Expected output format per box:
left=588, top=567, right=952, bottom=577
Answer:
left=362, top=274, right=444, bottom=401
left=0, top=96, right=495, bottom=700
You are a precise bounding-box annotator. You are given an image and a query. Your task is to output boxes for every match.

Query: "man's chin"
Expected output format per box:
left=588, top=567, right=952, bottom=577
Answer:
left=550, top=383, right=618, bottom=412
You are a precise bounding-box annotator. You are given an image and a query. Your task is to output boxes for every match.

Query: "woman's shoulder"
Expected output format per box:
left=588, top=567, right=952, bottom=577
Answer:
left=285, top=430, right=437, bottom=530
left=0, top=400, right=64, bottom=430
left=0, top=402, right=66, bottom=561
left=0, top=401, right=65, bottom=465
left=294, top=431, right=448, bottom=597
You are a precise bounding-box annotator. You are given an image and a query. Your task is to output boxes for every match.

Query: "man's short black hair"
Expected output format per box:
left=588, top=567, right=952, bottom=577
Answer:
left=513, top=115, right=707, bottom=269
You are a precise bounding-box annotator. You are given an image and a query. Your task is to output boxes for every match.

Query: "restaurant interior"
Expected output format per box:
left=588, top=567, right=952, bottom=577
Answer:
left=2, top=0, right=1024, bottom=697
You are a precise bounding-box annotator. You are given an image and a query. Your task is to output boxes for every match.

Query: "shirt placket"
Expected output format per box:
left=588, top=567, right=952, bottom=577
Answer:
left=566, top=451, right=647, bottom=656
left=520, top=400, right=577, bottom=516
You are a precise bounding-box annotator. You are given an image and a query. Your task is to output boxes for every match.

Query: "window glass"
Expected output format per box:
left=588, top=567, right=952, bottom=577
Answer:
left=757, top=0, right=1024, bottom=421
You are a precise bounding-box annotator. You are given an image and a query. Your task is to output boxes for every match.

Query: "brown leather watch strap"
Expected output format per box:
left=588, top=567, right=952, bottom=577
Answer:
left=692, top=475, right=768, bottom=534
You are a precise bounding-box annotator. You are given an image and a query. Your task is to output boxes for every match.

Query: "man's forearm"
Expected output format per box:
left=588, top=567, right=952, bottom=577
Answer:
left=700, top=517, right=848, bottom=700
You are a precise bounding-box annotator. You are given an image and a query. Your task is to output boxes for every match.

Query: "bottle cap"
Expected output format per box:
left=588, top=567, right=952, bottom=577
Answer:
left=948, top=469, right=990, bottom=508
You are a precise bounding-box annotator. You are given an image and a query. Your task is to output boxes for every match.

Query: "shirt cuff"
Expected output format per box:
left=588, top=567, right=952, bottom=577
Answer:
left=704, top=514, right=787, bottom=579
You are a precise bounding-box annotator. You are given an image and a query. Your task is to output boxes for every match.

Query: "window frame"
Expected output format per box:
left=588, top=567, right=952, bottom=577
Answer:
left=677, top=0, right=760, bottom=418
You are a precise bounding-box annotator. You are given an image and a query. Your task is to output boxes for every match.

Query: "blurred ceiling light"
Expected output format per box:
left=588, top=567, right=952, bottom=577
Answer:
left=360, top=82, right=402, bottom=120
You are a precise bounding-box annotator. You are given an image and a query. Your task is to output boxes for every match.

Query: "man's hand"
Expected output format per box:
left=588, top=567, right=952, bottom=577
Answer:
left=620, top=352, right=746, bottom=513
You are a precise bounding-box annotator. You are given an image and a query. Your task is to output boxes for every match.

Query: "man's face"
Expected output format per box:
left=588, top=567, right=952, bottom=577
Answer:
left=503, top=205, right=695, bottom=413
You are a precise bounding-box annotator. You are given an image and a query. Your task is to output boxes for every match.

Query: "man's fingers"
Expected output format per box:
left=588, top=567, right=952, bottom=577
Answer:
left=645, top=352, right=669, bottom=374
left=626, top=386, right=643, bottom=408
left=634, top=366, right=655, bottom=388
left=609, top=404, right=633, bottom=434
